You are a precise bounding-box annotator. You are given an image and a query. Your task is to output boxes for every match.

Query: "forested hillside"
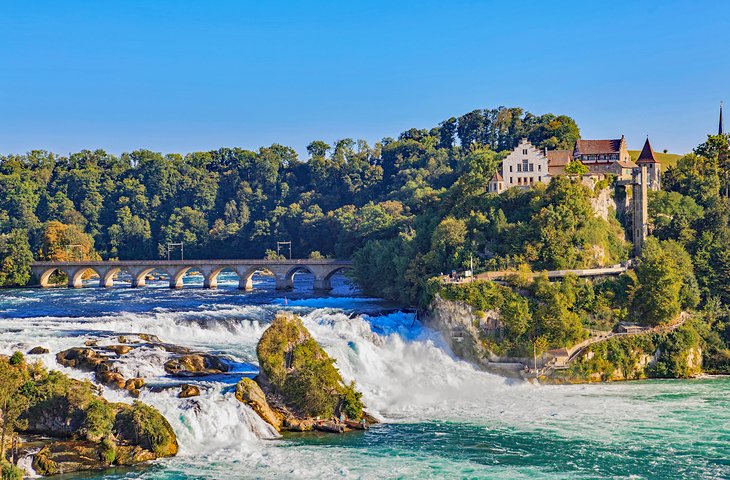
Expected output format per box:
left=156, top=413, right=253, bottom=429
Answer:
left=0, top=106, right=579, bottom=289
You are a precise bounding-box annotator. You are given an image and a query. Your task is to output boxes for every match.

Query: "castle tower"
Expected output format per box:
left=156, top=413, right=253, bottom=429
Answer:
left=632, top=165, right=649, bottom=255
left=636, top=137, right=661, bottom=191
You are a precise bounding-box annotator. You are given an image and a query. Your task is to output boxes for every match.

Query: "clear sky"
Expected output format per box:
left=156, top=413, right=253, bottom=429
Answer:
left=1, top=1, right=728, bottom=158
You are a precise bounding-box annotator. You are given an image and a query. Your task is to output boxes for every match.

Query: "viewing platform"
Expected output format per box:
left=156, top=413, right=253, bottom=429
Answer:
left=30, top=259, right=353, bottom=291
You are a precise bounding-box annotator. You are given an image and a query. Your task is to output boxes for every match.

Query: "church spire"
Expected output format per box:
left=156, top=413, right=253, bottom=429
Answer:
left=720, top=102, right=724, bottom=135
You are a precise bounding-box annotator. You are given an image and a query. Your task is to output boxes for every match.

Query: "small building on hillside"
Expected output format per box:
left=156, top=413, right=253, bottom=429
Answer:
left=501, top=138, right=550, bottom=189
left=546, top=348, right=570, bottom=368
left=615, top=322, right=646, bottom=334
left=636, top=137, right=661, bottom=191
left=488, top=171, right=506, bottom=194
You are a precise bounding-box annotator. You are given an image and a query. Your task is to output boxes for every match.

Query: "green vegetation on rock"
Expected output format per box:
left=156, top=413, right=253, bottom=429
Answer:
left=115, top=401, right=178, bottom=456
left=0, top=354, right=177, bottom=475
left=257, top=313, right=364, bottom=419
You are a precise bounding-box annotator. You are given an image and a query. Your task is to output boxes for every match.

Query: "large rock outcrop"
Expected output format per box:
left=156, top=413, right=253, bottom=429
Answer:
left=235, top=377, right=283, bottom=431
left=237, top=312, right=371, bottom=433
left=0, top=355, right=177, bottom=477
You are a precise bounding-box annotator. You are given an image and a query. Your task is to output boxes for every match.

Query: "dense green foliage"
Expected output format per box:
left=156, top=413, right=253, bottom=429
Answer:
left=566, top=321, right=704, bottom=381
left=630, top=238, right=699, bottom=326
left=0, top=106, right=578, bottom=283
left=0, top=230, right=33, bottom=287
left=257, top=313, right=364, bottom=419
left=439, top=274, right=632, bottom=355
left=0, top=355, right=176, bottom=471
left=115, top=401, right=177, bottom=456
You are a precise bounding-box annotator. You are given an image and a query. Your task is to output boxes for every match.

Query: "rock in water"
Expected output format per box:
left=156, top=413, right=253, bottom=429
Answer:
left=28, top=346, right=49, bottom=354
left=0, top=355, right=177, bottom=477
left=178, top=384, right=201, bottom=398
left=105, top=344, right=134, bottom=355
left=250, top=312, right=369, bottom=432
left=164, top=353, right=230, bottom=376
left=235, top=377, right=282, bottom=431
left=115, top=401, right=178, bottom=457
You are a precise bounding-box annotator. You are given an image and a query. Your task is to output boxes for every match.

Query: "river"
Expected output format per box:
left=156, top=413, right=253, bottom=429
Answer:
left=0, top=273, right=728, bottom=479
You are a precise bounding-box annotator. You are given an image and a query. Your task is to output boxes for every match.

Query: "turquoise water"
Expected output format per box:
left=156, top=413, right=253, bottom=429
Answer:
left=1, top=274, right=728, bottom=479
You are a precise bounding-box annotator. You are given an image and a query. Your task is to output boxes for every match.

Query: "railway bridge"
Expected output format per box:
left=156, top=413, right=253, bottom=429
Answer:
left=30, top=259, right=352, bottom=291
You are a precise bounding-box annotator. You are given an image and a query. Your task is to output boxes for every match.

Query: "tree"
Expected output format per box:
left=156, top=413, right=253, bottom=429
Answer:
left=630, top=238, right=687, bottom=326
left=0, top=356, right=29, bottom=462
left=564, top=160, right=589, bottom=175
left=0, top=230, right=33, bottom=287
left=41, top=221, right=98, bottom=261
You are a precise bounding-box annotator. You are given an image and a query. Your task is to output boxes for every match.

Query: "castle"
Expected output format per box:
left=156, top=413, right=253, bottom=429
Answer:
left=488, top=135, right=661, bottom=194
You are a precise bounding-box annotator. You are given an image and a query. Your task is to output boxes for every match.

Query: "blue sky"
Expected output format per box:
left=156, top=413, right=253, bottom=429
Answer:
left=0, top=1, right=727, bottom=157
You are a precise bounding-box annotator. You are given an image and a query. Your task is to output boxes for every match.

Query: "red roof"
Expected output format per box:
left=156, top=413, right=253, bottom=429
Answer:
left=575, top=138, right=623, bottom=155
left=636, top=138, right=659, bottom=164
left=546, top=149, right=572, bottom=167
left=490, top=171, right=504, bottom=182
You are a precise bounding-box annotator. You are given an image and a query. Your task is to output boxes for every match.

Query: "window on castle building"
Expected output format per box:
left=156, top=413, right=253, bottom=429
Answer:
left=517, top=164, right=521, bottom=172
left=510, top=177, right=513, bottom=184
left=538, top=164, right=541, bottom=172
left=509, top=166, right=513, bottom=173
left=539, top=176, right=542, bottom=182
left=529, top=163, right=534, bottom=172
left=522, top=149, right=527, bottom=155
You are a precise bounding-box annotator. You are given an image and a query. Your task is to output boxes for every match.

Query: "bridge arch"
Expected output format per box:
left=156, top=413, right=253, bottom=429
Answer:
left=35, top=267, right=68, bottom=288
left=67, top=266, right=102, bottom=288
left=282, top=265, right=315, bottom=290
left=216, top=266, right=260, bottom=290
left=318, top=266, right=352, bottom=290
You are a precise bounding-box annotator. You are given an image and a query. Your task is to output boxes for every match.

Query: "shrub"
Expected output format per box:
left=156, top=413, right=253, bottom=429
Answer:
left=99, top=437, right=116, bottom=465
left=83, top=398, right=115, bottom=441
left=115, top=401, right=177, bottom=456
left=8, top=352, right=24, bottom=366
left=339, top=382, right=364, bottom=420
left=1, top=461, right=24, bottom=480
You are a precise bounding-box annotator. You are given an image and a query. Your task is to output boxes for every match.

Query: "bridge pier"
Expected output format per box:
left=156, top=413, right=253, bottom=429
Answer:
left=98, top=267, right=118, bottom=288
left=275, top=275, right=293, bottom=290
left=313, top=277, right=332, bottom=291
left=239, top=276, right=254, bottom=291
left=168, top=267, right=189, bottom=289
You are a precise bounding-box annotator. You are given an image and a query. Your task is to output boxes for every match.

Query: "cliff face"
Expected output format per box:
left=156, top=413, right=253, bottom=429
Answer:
left=550, top=335, right=703, bottom=384
left=423, top=295, right=528, bottom=380
left=425, top=295, right=705, bottom=383
left=591, top=187, right=617, bottom=222
left=423, top=294, right=495, bottom=366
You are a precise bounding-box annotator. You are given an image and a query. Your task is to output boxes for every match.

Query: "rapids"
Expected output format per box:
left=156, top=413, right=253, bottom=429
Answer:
left=0, top=272, right=728, bottom=479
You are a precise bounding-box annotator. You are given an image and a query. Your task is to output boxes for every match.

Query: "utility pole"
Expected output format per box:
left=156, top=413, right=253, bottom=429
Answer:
left=276, top=241, right=292, bottom=260
left=167, top=242, right=184, bottom=260
left=65, top=244, right=83, bottom=261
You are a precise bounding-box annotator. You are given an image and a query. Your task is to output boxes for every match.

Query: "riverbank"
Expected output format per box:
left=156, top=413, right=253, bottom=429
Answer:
left=0, top=277, right=728, bottom=478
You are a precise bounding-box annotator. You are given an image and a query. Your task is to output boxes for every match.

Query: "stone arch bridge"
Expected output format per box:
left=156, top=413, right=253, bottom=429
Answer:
left=30, top=259, right=352, bottom=291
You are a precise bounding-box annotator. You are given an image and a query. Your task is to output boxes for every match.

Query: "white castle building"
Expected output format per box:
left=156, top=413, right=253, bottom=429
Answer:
left=489, top=136, right=661, bottom=194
